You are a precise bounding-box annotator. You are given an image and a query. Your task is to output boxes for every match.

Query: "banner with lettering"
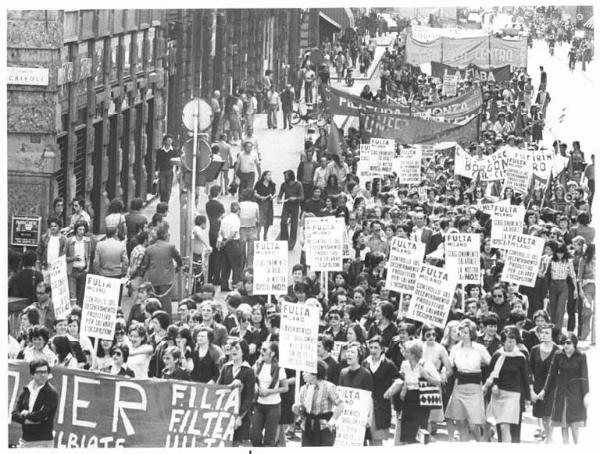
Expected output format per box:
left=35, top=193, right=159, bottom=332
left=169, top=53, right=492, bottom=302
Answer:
left=445, top=233, right=481, bottom=285
left=334, top=386, right=372, bottom=447
left=385, top=238, right=426, bottom=295
left=501, top=234, right=545, bottom=287
left=411, top=24, right=488, bottom=42
left=49, top=256, right=71, bottom=320
left=253, top=241, right=288, bottom=295
left=431, top=61, right=511, bottom=83
left=406, top=35, right=528, bottom=67
left=80, top=274, right=121, bottom=341
left=504, top=149, right=532, bottom=194
left=491, top=204, right=526, bottom=248
left=304, top=216, right=345, bottom=271
left=8, top=361, right=238, bottom=448
left=324, top=85, right=482, bottom=123
left=279, top=301, right=320, bottom=373
left=360, top=110, right=479, bottom=145
left=407, top=264, right=458, bottom=328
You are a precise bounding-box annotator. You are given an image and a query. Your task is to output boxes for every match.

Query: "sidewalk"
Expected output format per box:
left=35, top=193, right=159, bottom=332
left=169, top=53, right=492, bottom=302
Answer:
left=351, top=34, right=395, bottom=81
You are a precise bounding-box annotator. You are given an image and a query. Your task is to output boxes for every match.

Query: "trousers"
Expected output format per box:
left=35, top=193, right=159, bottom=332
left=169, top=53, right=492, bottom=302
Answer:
left=250, top=403, right=281, bottom=447
left=548, top=279, right=569, bottom=328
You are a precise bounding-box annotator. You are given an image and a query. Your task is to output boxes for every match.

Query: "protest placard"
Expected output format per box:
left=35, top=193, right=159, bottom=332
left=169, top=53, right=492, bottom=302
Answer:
left=442, top=74, right=458, bottom=96
left=407, top=264, right=457, bottom=328
left=357, top=143, right=373, bottom=185
left=480, top=148, right=508, bottom=181
left=8, top=360, right=238, bottom=447
left=504, top=149, right=532, bottom=194
left=279, top=301, right=320, bottom=373
left=501, top=233, right=545, bottom=287
left=80, top=274, right=121, bottom=340
left=49, top=255, right=71, bottom=320
left=385, top=237, right=425, bottom=295
left=491, top=204, right=526, bottom=248
left=394, top=147, right=422, bottom=185
left=253, top=241, right=288, bottom=295
left=445, top=233, right=481, bottom=285
left=304, top=216, right=344, bottom=270
left=418, top=144, right=435, bottom=160
left=369, top=137, right=395, bottom=176
left=334, top=386, right=372, bottom=446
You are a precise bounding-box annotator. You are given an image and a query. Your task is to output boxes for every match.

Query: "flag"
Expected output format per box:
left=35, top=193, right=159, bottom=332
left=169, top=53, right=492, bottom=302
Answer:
left=327, top=124, right=344, bottom=157
left=558, top=107, right=567, bottom=123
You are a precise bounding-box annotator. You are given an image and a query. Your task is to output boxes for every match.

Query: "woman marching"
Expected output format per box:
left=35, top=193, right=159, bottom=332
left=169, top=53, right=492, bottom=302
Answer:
left=538, top=332, right=590, bottom=444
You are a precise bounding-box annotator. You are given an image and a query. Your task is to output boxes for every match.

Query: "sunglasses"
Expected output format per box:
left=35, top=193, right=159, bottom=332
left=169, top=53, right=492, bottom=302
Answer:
left=112, top=351, right=122, bottom=357
left=115, top=331, right=125, bottom=336
left=329, top=315, right=340, bottom=320
left=424, top=332, right=436, bottom=339
left=493, top=294, right=503, bottom=298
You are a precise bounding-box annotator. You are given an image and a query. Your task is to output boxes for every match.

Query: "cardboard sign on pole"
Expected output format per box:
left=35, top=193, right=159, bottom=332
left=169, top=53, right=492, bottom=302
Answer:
left=334, top=386, right=372, bottom=446
left=49, top=255, right=71, bottom=320
left=279, top=301, right=320, bottom=373
left=253, top=241, right=288, bottom=295
left=501, top=233, right=545, bottom=288
left=445, top=233, right=481, bottom=285
left=305, top=216, right=344, bottom=271
left=490, top=203, right=525, bottom=248
left=385, top=237, right=425, bottom=295
left=369, top=137, right=395, bottom=176
left=80, top=274, right=121, bottom=340
left=407, top=264, right=457, bottom=328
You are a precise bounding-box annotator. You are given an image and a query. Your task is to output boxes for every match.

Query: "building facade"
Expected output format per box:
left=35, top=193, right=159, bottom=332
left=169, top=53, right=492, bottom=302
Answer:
left=7, top=8, right=355, bottom=233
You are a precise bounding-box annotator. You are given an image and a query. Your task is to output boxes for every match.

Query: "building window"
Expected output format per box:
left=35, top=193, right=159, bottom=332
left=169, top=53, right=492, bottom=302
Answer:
left=94, top=40, right=105, bottom=87
left=136, top=31, right=144, bottom=73
left=123, top=34, right=132, bottom=76
left=147, top=27, right=155, bottom=68
left=77, top=42, right=89, bottom=96
left=109, top=36, right=119, bottom=82
left=64, top=11, right=79, bottom=42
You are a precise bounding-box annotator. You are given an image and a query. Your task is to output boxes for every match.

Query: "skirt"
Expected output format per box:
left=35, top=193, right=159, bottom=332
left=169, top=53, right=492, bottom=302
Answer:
left=445, top=383, right=486, bottom=425
left=258, top=200, right=274, bottom=228
left=486, top=389, right=521, bottom=425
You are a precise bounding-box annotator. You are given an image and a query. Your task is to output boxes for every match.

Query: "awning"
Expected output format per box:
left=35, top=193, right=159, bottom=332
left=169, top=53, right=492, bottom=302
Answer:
left=319, top=12, right=341, bottom=31
left=584, top=16, right=594, bottom=29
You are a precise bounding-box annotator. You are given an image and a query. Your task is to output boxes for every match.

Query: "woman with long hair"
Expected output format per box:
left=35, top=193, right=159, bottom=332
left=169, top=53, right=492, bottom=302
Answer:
left=530, top=323, right=559, bottom=443
left=323, top=174, right=340, bottom=199
left=127, top=324, right=153, bottom=379
left=51, top=335, right=78, bottom=369
left=93, top=338, right=115, bottom=371
left=539, top=332, right=589, bottom=444
left=251, top=304, right=270, bottom=345
left=547, top=242, right=578, bottom=327
left=250, top=341, right=289, bottom=447
left=175, top=327, right=195, bottom=372
left=254, top=171, right=276, bottom=240
left=218, top=339, right=256, bottom=446
left=577, top=244, right=595, bottom=343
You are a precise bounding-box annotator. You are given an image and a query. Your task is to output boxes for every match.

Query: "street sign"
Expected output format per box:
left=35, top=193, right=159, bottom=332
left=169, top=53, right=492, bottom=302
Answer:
left=182, top=98, right=213, bottom=132
left=180, top=138, right=212, bottom=173
left=11, top=215, right=41, bottom=246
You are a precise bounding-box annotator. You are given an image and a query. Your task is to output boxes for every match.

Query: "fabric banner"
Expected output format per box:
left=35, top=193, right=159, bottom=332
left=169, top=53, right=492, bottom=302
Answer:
left=393, top=147, right=422, bottom=184
left=385, top=238, right=426, bottom=295
left=491, top=204, right=526, bottom=248
left=253, top=241, right=288, bottom=295
left=334, top=386, right=372, bottom=447
left=406, top=35, right=527, bottom=68
left=80, top=274, right=121, bottom=341
left=360, top=110, right=479, bottom=145
left=49, top=256, right=71, bottom=320
left=504, top=149, right=532, bottom=194
left=407, top=264, right=457, bottom=328
left=279, top=301, right=320, bottom=373
left=445, top=233, right=481, bottom=285
left=411, top=24, right=488, bottom=42
left=369, top=138, right=395, bottom=176
left=324, top=85, right=482, bottom=123
left=526, top=148, right=554, bottom=180
left=501, top=234, right=545, bottom=287
left=431, top=61, right=511, bottom=83
left=8, top=361, right=238, bottom=448
left=305, top=216, right=344, bottom=271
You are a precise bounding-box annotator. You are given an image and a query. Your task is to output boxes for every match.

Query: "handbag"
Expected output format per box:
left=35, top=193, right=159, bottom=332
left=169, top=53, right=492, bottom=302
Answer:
left=418, top=379, right=442, bottom=409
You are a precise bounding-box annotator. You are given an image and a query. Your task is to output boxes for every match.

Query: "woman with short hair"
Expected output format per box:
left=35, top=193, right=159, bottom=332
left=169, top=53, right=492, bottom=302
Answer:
left=191, top=326, right=224, bottom=383
left=101, top=344, right=134, bottom=377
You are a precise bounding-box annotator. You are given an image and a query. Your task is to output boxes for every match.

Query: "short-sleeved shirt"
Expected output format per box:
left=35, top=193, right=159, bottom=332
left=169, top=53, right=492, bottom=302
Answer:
left=256, top=365, right=287, bottom=405
left=449, top=342, right=491, bottom=373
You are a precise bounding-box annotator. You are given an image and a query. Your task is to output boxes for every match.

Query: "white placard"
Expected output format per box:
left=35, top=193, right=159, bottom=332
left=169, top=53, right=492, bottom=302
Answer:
left=370, top=137, right=395, bottom=176
left=253, top=241, right=288, bottom=295
left=491, top=204, right=525, bottom=248
left=501, top=233, right=545, bottom=287
left=305, top=216, right=344, bottom=271
left=80, top=274, right=121, bottom=340
left=49, top=256, right=71, bottom=320
left=279, top=301, right=320, bottom=373
left=7, top=67, right=49, bottom=86
left=445, top=233, right=481, bottom=285
left=442, top=74, right=458, bottom=96
left=394, top=147, right=422, bottom=184
left=504, top=148, right=532, bottom=194
left=407, top=264, right=457, bottom=328
left=334, top=386, right=372, bottom=446
left=385, top=237, right=425, bottom=295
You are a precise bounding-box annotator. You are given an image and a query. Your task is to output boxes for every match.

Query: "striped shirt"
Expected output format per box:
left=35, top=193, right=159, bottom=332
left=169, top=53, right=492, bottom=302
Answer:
left=299, top=380, right=341, bottom=416
left=549, top=259, right=576, bottom=281
left=128, top=244, right=146, bottom=279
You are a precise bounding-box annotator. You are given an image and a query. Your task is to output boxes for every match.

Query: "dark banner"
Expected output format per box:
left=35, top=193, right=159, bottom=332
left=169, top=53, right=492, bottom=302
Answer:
left=8, top=361, right=238, bottom=448
left=360, top=111, right=479, bottom=145
left=324, top=85, right=482, bottom=123
left=430, top=61, right=512, bottom=83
